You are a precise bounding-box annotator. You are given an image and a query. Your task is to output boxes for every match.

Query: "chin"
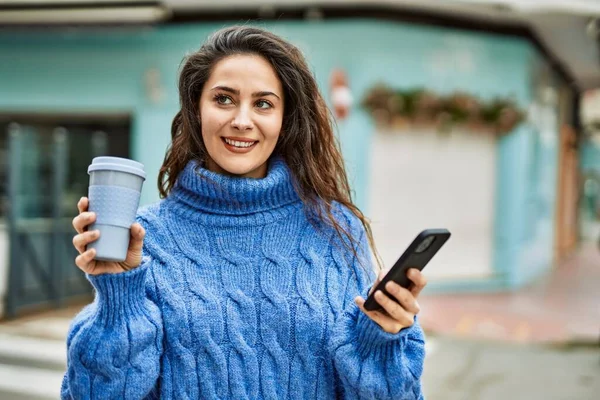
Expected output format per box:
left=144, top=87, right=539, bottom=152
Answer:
left=215, top=156, right=266, bottom=177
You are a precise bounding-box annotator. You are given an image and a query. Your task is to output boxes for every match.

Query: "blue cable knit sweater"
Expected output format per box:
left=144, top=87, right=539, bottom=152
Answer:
left=61, top=157, right=425, bottom=399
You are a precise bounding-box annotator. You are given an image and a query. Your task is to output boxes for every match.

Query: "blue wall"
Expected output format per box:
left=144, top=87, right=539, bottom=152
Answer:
left=581, top=139, right=600, bottom=174
left=0, top=19, right=559, bottom=291
left=579, top=138, right=600, bottom=232
left=0, top=20, right=533, bottom=206
left=516, top=101, right=560, bottom=288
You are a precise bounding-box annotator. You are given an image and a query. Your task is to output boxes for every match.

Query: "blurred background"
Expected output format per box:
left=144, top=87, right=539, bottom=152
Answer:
left=0, top=0, right=599, bottom=399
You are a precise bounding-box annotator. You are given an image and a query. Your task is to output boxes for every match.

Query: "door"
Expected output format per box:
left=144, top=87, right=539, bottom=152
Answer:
left=2, top=115, right=130, bottom=318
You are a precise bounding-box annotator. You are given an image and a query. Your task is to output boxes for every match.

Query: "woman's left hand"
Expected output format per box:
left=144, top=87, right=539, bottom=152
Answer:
left=354, top=268, right=427, bottom=334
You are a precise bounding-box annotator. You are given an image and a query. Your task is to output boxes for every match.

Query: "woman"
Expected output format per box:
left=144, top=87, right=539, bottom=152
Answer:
left=63, top=25, right=426, bottom=399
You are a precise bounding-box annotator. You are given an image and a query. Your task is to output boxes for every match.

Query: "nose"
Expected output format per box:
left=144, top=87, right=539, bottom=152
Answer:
left=231, top=107, right=254, bottom=131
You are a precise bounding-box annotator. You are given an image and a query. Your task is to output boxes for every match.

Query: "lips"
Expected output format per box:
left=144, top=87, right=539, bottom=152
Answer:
left=222, top=137, right=257, bottom=147
left=221, top=137, right=258, bottom=153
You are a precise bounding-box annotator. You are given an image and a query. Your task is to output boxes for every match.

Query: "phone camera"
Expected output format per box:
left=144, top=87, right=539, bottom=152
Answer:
left=415, top=236, right=436, bottom=253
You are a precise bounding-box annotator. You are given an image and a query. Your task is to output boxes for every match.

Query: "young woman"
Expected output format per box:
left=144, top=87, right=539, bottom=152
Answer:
left=64, top=25, right=427, bottom=399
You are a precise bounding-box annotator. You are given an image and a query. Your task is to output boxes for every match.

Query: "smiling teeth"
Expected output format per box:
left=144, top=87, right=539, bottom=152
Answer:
left=224, top=138, right=255, bottom=148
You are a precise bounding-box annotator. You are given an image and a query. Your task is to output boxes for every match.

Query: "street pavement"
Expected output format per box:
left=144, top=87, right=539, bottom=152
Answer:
left=0, top=331, right=598, bottom=399
left=422, top=336, right=600, bottom=400
left=419, top=242, right=600, bottom=345
left=0, top=333, right=65, bottom=399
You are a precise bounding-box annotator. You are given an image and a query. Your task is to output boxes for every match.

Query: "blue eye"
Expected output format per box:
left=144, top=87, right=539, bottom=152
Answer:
left=256, top=100, right=272, bottom=109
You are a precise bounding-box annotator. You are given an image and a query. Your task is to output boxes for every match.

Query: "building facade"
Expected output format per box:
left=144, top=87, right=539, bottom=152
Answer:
left=0, top=16, right=579, bottom=317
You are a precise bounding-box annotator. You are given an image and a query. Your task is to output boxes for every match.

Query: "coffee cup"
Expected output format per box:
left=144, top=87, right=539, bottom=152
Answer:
left=86, top=156, right=146, bottom=262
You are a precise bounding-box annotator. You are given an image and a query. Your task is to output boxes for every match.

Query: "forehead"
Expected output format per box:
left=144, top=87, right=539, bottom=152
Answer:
left=207, top=54, right=282, bottom=93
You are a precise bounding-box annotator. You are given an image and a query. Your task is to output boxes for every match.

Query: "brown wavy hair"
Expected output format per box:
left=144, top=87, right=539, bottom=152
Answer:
left=158, top=25, right=382, bottom=271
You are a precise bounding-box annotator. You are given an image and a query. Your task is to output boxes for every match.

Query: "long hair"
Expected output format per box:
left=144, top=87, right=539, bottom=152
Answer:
left=158, top=25, right=382, bottom=272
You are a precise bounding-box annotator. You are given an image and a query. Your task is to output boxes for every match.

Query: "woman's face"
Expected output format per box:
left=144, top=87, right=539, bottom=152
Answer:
left=199, top=54, right=285, bottom=179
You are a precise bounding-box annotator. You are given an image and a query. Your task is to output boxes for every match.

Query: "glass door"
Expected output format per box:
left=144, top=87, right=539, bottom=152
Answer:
left=2, top=114, right=130, bottom=318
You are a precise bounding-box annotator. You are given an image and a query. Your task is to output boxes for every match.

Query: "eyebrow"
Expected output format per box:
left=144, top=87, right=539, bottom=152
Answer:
left=211, top=85, right=281, bottom=100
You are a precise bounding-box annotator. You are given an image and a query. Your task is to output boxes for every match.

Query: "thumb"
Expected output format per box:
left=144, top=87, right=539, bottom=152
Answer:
left=128, top=222, right=145, bottom=255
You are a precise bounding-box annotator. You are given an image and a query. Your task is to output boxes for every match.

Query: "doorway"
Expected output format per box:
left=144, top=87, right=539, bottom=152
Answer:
left=0, top=113, right=131, bottom=319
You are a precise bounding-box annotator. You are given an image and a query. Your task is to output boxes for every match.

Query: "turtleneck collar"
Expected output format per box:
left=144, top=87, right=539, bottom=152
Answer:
left=168, top=156, right=302, bottom=219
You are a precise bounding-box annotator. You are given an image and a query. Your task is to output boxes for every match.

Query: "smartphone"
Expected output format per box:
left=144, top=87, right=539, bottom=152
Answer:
left=364, top=229, right=451, bottom=312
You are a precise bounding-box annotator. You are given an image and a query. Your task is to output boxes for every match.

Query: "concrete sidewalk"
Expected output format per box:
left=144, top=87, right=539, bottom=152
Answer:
left=0, top=277, right=597, bottom=399
left=0, top=242, right=597, bottom=398
left=0, top=306, right=76, bottom=342
left=0, top=329, right=597, bottom=400
left=0, top=305, right=79, bottom=398
left=419, top=242, right=600, bottom=345
left=422, top=336, right=600, bottom=400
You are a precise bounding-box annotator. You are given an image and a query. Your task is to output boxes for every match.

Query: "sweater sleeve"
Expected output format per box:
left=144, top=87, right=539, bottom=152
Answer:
left=328, top=211, right=426, bottom=400
left=60, top=256, right=163, bottom=399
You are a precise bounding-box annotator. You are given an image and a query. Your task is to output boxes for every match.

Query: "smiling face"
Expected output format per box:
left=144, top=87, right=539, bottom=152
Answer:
left=198, top=54, right=285, bottom=179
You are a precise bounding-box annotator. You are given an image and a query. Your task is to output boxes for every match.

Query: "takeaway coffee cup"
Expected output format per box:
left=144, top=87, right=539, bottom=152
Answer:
left=86, top=156, right=146, bottom=262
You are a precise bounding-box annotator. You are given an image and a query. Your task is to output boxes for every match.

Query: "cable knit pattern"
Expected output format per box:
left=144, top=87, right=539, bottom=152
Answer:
left=61, top=156, right=425, bottom=399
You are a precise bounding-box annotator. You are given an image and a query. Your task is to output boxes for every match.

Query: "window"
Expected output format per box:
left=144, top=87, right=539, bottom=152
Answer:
left=0, top=114, right=131, bottom=220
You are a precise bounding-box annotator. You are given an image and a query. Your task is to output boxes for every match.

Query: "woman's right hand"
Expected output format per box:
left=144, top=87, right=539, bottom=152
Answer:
left=72, top=196, right=146, bottom=275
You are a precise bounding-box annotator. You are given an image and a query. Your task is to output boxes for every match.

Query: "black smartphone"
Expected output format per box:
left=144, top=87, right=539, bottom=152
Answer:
left=364, top=229, right=451, bottom=312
